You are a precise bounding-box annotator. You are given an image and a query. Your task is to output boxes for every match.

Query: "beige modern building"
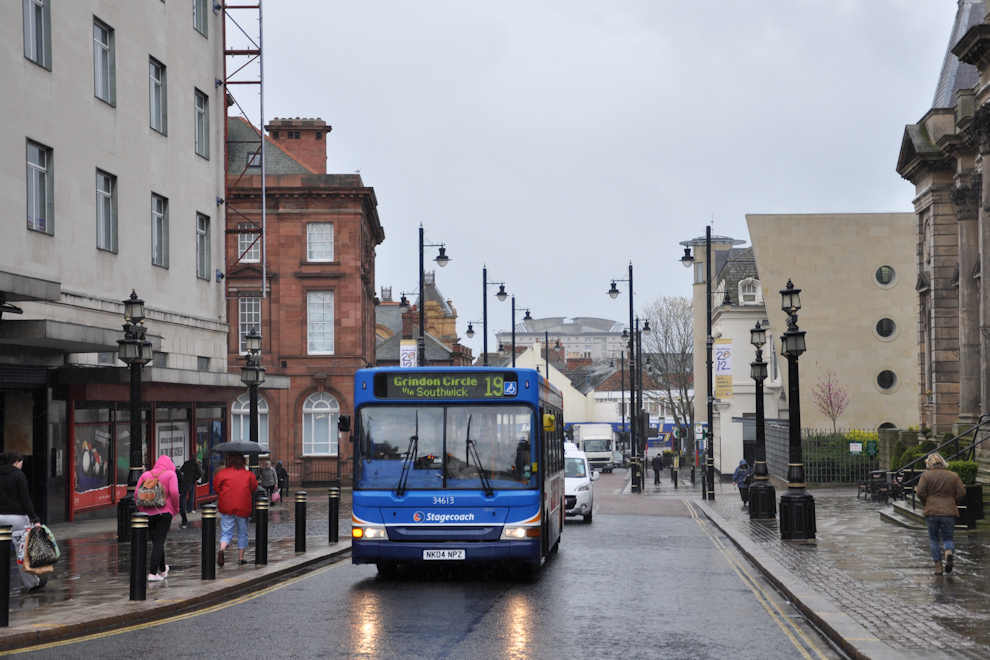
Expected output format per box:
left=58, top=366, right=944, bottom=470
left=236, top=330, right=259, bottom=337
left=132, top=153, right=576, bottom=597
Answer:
left=747, top=214, right=919, bottom=433
left=1, top=1, right=258, bottom=522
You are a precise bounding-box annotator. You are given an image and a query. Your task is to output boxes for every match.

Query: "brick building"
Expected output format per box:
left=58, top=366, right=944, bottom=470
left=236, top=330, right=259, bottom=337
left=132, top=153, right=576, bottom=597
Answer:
left=225, top=117, right=384, bottom=486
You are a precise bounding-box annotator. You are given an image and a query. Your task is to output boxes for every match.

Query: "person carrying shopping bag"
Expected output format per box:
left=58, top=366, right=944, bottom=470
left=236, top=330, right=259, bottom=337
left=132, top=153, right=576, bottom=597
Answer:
left=0, top=451, right=46, bottom=591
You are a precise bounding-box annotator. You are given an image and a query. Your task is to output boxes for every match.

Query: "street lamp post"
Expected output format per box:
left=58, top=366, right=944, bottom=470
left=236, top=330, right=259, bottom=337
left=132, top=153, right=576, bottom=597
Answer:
left=609, top=263, right=643, bottom=492
left=749, top=321, right=776, bottom=520
left=778, top=280, right=815, bottom=540
left=116, top=291, right=154, bottom=541
left=510, top=296, right=531, bottom=368
left=418, top=225, right=450, bottom=366
left=240, top=326, right=266, bottom=446
left=680, top=226, right=715, bottom=501
left=482, top=266, right=507, bottom=366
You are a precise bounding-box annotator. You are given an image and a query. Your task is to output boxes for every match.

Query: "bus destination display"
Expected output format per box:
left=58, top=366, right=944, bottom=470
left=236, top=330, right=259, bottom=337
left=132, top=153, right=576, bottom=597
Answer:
left=374, top=372, right=518, bottom=400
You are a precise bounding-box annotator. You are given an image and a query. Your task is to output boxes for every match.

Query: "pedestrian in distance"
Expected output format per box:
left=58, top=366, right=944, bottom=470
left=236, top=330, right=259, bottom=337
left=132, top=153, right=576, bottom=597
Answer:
left=259, top=458, right=277, bottom=502
left=0, top=451, right=46, bottom=591
left=651, top=453, right=663, bottom=485
left=180, top=457, right=202, bottom=519
left=275, top=460, right=289, bottom=499
left=916, top=452, right=967, bottom=575
left=136, top=454, right=180, bottom=582
left=214, top=452, right=258, bottom=567
left=732, top=459, right=753, bottom=505
left=175, top=467, right=188, bottom=528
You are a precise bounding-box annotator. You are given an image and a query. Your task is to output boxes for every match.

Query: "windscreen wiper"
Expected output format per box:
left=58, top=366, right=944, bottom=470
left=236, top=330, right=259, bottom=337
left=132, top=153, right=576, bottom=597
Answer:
left=396, top=413, right=419, bottom=497
left=465, top=415, right=494, bottom=497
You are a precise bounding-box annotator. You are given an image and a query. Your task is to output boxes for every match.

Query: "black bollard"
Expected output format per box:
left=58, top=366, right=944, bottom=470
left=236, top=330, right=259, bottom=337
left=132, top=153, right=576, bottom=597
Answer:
left=255, top=497, right=269, bottom=565
left=328, top=487, right=340, bottom=545
left=673, top=469, right=678, bottom=489
left=0, top=525, right=11, bottom=627
left=129, top=512, right=149, bottom=601
left=201, top=504, right=217, bottom=580
left=295, top=491, right=307, bottom=552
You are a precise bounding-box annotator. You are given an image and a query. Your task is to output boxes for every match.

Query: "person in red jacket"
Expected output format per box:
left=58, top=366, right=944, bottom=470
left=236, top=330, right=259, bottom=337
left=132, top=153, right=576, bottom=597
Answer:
left=214, top=452, right=258, bottom=567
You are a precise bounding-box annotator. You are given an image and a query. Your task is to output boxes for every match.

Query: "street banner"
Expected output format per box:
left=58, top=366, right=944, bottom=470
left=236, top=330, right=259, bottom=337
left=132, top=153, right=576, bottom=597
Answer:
left=400, top=339, right=417, bottom=367
left=714, top=338, right=733, bottom=398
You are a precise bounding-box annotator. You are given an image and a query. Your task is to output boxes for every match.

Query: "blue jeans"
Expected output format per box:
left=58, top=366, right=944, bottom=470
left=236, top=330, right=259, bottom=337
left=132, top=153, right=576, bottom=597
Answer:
left=926, top=515, right=956, bottom=563
left=220, top=513, right=249, bottom=549
left=181, top=482, right=197, bottom=513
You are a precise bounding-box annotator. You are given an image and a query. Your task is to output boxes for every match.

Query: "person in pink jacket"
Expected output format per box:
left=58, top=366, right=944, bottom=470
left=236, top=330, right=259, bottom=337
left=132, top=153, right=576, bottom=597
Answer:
left=136, top=454, right=180, bottom=581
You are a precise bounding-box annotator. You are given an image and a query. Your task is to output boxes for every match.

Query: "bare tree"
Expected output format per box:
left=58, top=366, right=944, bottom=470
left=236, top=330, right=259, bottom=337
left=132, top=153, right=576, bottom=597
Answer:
left=640, top=295, right=694, bottom=454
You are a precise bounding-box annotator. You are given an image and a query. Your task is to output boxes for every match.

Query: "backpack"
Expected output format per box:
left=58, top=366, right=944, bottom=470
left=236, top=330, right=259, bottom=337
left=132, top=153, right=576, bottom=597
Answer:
left=136, top=471, right=167, bottom=508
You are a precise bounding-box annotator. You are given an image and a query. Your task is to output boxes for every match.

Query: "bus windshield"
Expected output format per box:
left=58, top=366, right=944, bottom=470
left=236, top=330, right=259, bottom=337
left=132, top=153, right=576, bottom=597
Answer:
left=356, top=405, right=536, bottom=491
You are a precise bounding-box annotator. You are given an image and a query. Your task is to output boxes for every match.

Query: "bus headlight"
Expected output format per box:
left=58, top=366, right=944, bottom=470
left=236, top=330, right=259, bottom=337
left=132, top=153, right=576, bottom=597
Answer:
left=352, top=526, right=387, bottom=539
left=501, top=526, right=540, bottom=539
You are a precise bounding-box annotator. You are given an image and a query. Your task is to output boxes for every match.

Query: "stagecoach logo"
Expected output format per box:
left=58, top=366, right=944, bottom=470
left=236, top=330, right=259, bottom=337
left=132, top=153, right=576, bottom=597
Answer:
left=413, top=511, right=425, bottom=522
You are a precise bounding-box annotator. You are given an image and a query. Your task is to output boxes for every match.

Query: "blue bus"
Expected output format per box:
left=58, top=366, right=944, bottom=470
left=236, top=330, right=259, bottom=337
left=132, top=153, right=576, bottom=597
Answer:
left=349, top=367, right=565, bottom=576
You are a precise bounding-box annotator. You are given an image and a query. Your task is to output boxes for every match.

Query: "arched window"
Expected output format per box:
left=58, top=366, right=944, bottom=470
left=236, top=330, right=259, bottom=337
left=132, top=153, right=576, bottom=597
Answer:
left=303, top=392, right=340, bottom=456
left=738, top=278, right=760, bottom=305
left=231, top=393, right=269, bottom=449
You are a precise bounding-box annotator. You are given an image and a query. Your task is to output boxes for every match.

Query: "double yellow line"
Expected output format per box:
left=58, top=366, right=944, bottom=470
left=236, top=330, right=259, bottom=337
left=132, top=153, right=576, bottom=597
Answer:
left=5, top=561, right=346, bottom=654
left=685, top=501, right=830, bottom=660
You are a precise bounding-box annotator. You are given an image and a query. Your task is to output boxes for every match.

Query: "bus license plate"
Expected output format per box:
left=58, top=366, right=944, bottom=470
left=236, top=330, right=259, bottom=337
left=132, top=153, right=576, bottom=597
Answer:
left=423, top=549, right=465, bottom=560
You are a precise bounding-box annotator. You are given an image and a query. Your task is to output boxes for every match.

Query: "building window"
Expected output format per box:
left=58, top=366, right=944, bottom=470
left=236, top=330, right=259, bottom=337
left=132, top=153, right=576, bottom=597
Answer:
left=877, top=370, right=897, bottom=391
left=23, top=0, right=51, bottom=69
left=238, top=297, right=261, bottom=354
left=149, top=58, right=167, bottom=134
left=307, top=223, right=333, bottom=262
left=694, top=262, right=705, bottom=285
left=875, top=265, right=895, bottom=287
left=307, top=291, right=334, bottom=354
left=193, top=0, right=209, bottom=37
left=194, top=89, right=209, bottom=158
left=197, top=356, right=209, bottom=372
left=876, top=318, right=895, bottom=339
left=739, top=279, right=759, bottom=305
left=302, top=392, right=339, bottom=456
left=232, top=394, right=269, bottom=449
left=96, top=170, right=117, bottom=253
left=26, top=140, right=53, bottom=235
left=93, top=20, right=115, bottom=104
left=246, top=152, right=261, bottom=168
left=196, top=214, right=210, bottom=279
left=152, top=194, right=169, bottom=267
left=238, top=223, right=260, bottom=263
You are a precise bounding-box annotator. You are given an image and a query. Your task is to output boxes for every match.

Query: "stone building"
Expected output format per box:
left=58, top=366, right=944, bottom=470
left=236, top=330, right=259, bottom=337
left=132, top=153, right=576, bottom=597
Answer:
left=0, top=1, right=266, bottom=522
left=375, top=279, right=474, bottom=366
left=225, top=116, right=384, bottom=486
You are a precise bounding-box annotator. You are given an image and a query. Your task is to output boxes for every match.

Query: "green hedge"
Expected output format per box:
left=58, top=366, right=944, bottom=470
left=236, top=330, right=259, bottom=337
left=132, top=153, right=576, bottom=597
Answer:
left=949, top=460, right=979, bottom=485
left=892, top=439, right=938, bottom=471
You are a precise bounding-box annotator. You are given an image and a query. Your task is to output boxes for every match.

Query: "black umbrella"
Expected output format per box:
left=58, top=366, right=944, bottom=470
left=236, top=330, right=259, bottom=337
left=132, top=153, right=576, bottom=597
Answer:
left=211, top=441, right=268, bottom=454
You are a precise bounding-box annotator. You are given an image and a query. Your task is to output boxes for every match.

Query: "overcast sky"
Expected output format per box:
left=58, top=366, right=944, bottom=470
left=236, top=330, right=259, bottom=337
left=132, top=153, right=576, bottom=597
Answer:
left=240, top=1, right=954, bottom=357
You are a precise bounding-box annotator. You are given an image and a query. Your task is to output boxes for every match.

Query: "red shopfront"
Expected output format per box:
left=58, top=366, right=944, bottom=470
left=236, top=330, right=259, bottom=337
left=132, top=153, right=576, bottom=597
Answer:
left=60, top=376, right=245, bottom=521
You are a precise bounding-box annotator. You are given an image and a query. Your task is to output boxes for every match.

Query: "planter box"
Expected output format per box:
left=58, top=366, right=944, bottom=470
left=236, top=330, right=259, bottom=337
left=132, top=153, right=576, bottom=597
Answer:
left=961, top=484, right=984, bottom=529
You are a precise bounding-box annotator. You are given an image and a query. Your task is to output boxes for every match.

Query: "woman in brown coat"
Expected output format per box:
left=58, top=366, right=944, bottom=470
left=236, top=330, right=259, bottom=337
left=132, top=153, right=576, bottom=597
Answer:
left=915, top=453, right=967, bottom=575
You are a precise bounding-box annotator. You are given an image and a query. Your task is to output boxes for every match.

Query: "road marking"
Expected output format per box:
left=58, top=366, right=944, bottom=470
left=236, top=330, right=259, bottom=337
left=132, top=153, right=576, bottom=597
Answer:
left=4, top=560, right=349, bottom=654
left=685, top=501, right=830, bottom=660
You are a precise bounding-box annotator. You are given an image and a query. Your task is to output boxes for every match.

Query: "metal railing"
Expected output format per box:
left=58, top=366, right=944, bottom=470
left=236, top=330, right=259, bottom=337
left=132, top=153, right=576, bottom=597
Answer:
left=765, top=423, right=880, bottom=484
left=900, top=414, right=990, bottom=511
left=296, top=457, right=352, bottom=488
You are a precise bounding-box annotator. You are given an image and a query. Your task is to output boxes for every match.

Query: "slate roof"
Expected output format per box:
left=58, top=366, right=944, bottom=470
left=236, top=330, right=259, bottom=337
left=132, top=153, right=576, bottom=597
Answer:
left=933, top=0, right=984, bottom=109
left=716, top=247, right=758, bottom=295
left=227, top=117, right=315, bottom=176
left=375, top=328, right=454, bottom=362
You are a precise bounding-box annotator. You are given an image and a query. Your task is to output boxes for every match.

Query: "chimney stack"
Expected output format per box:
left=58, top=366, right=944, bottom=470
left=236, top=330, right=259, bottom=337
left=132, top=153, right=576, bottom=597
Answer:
left=264, top=117, right=329, bottom=174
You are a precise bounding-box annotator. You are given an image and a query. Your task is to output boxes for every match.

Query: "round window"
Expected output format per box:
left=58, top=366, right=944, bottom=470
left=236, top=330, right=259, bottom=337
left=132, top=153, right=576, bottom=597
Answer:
left=877, top=370, right=897, bottom=390
left=876, top=318, right=896, bottom=338
left=876, top=266, right=895, bottom=286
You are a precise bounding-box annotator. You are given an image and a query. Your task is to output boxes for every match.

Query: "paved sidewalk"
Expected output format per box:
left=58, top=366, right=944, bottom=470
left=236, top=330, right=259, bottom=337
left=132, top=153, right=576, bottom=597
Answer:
left=636, top=471, right=990, bottom=660
left=1, top=489, right=352, bottom=652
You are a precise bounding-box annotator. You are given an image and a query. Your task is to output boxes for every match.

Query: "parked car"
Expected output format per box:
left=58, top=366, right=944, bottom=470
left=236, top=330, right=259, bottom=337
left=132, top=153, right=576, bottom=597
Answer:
left=564, top=442, right=600, bottom=523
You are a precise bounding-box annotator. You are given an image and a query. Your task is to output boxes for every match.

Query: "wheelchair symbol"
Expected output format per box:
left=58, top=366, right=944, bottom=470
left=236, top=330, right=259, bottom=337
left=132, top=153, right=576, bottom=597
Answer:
left=504, top=382, right=517, bottom=396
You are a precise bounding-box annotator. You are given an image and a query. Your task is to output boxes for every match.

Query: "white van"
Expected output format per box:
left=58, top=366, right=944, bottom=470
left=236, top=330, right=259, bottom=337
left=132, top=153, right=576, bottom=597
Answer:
left=564, top=442, right=600, bottom=523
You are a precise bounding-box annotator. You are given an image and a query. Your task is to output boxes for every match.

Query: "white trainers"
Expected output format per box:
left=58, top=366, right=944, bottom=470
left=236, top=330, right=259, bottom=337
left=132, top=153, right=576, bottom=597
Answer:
left=160, top=565, right=170, bottom=579
left=148, top=573, right=164, bottom=582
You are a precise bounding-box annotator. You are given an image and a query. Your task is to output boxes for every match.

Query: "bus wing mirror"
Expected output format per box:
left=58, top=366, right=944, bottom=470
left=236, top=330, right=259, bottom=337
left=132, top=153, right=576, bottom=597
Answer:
left=338, top=414, right=351, bottom=433
left=543, top=414, right=556, bottom=432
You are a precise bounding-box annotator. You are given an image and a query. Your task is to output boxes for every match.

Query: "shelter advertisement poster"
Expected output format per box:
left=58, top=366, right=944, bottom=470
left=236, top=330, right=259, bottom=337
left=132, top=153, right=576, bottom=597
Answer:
left=714, top=338, right=733, bottom=398
left=400, top=339, right=417, bottom=367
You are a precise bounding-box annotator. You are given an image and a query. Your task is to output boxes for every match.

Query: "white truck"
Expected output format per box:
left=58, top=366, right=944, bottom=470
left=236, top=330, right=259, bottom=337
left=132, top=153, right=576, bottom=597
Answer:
left=572, top=423, right=616, bottom=473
